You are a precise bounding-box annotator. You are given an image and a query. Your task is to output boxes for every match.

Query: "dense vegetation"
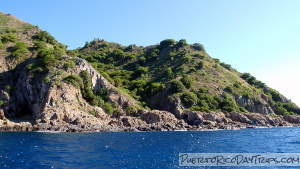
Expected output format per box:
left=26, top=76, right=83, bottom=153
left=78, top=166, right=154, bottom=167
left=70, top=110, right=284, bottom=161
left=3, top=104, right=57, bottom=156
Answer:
left=0, top=11, right=299, bottom=117
left=72, top=38, right=300, bottom=115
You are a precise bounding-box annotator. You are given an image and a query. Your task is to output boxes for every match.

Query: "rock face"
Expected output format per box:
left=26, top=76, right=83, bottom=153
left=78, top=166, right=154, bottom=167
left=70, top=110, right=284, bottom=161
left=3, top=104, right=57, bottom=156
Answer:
left=234, top=95, right=275, bottom=114
left=0, top=56, right=144, bottom=132
left=0, top=57, right=299, bottom=132
left=284, top=115, right=300, bottom=124
left=74, top=58, right=138, bottom=109
left=186, top=111, right=294, bottom=128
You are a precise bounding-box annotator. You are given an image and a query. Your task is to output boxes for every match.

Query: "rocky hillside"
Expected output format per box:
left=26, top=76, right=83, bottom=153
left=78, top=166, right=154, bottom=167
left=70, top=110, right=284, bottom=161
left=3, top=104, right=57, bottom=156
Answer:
left=0, top=12, right=300, bottom=132
left=76, top=38, right=300, bottom=117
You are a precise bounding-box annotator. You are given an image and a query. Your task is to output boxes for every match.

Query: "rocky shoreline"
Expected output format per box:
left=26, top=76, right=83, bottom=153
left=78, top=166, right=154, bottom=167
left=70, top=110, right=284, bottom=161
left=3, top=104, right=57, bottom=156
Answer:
left=1, top=110, right=300, bottom=132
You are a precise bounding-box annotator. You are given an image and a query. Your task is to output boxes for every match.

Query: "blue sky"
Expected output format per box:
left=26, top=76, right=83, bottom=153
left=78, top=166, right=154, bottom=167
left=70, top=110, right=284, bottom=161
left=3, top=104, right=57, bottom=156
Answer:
left=1, top=0, right=300, bottom=106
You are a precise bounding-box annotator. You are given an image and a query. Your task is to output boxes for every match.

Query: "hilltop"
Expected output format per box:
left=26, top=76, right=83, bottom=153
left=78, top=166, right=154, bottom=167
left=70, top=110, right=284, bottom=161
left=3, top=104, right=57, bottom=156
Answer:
left=0, top=12, right=300, bottom=132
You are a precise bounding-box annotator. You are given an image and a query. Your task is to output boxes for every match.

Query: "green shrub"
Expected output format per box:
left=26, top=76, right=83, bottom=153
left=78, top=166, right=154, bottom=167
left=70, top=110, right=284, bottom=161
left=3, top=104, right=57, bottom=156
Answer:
left=79, top=70, right=92, bottom=87
left=147, top=49, right=160, bottom=60
left=190, top=106, right=202, bottom=111
left=129, top=79, right=147, bottom=89
left=2, top=28, right=18, bottom=33
left=220, top=99, right=236, bottom=112
left=126, top=106, right=138, bottom=116
left=0, top=40, right=3, bottom=48
left=64, top=74, right=83, bottom=88
left=12, top=48, right=30, bottom=58
left=125, top=53, right=136, bottom=61
left=33, top=41, right=47, bottom=50
left=233, top=82, right=242, bottom=88
left=114, top=78, right=122, bottom=87
left=37, top=49, right=50, bottom=58
left=180, top=74, right=193, bottom=89
left=148, top=82, right=166, bottom=95
left=241, top=73, right=251, bottom=80
left=242, top=91, right=251, bottom=99
left=190, top=68, right=197, bottom=72
left=34, top=67, right=43, bottom=73
left=158, top=39, right=176, bottom=49
left=0, top=100, right=5, bottom=107
left=275, top=106, right=288, bottom=115
left=282, top=102, right=300, bottom=114
left=181, top=92, right=198, bottom=107
left=112, top=49, right=126, bottom=60
left=26, top=63, right=36, bottom=70
left=224, top=86, right=233, bottom=93
left=220, top=97, right=238, bottom=112
left=170, top=80, right=186, bottom=93
left=190, top=106, right=209, bottom=112
left=178, top=39, right=187, bottom=47
left=42, top=54, right=57, bottom=67
left=1, top=33, right=18, bottom=43
left=198, top=61, right=204, bottom=69
left=199, top=87, right=209, bottom=93
left=43, top=77, right=50, bottom=83
left=23, top=24, right=35, bottom=31
left=136, top=66, right=149, bottom=75
left=165, top=67, right=174, bottom=79
left=197, top=100, right=210, bottom=112
left=125, top=44, right=135, bottom=51
left=192, top=43, right=204, bottom=51
left=194, top=53, right=205, bottom=59
left=182, top=56, right=192, bottom=63
left=239, top=107, right=248, bottom=113
left=13, top=41, right=27, bottom=50
left=138, top=56, right=146, bottom=64
left=267, top=89, right=281, bottom=102
left=12, top=42, right=30, bottom=58
left=37, top=31, right=56, bottom=45
left=220, top=62, right=232, bottom=71
left=79, top=70, right=108, bottom=107
left=197, top=94, right=219, bottom=111
left=104, top=102, right=114, bottom=115
left=63, top=61, right=75, bottom=70
left=53, top=46, right=66, bottom=59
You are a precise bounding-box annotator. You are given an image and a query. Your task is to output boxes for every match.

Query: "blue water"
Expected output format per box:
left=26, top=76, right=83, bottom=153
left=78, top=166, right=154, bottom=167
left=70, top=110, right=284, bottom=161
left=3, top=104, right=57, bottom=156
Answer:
left=1, top=127, right=300, bottom=169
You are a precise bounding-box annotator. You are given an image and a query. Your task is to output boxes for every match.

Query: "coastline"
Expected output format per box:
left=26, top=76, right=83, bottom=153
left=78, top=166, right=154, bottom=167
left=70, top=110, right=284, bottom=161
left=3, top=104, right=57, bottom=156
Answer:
left=1, top=111, right=300, bottom=132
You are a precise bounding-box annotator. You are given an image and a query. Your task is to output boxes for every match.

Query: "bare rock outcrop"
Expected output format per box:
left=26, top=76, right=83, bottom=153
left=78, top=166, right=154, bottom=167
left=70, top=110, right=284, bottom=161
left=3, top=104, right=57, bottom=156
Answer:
left=74, top=58, right=138, bottom=109
left=119, top=116, right=147, bottom=128
left=234, top=95, right=275, bottom=114
left=227, top=112, right=252, bottom=125
left=140, top=110, right=189, bottom=131
left=187, top=111, right=203, bottom=125
left=284, top=115, right=300, bottom=124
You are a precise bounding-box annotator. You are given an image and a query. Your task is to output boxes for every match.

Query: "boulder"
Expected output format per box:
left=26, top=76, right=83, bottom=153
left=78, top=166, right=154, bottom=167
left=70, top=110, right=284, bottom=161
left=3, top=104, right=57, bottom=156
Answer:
left=228, top=112, right=252, bottom=125
left=187, top=111, right=203, bottom=125
left=120, top=116, right=147, bottom=127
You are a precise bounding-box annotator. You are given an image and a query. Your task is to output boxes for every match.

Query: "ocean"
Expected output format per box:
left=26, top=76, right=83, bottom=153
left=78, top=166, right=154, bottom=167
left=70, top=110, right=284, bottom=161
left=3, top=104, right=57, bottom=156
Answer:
left=1, top=127, right=300, bottom=169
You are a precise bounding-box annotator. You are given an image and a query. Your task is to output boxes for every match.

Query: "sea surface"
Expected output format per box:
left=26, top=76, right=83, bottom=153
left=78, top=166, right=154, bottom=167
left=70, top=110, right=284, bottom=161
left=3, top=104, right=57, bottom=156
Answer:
left=1, top=127, right=300, bottom=169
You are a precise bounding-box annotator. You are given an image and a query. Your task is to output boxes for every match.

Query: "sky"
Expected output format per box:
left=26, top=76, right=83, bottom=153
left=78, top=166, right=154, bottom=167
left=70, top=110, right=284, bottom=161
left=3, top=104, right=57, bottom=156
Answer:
left=1, top=0, right=300, bottom=106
